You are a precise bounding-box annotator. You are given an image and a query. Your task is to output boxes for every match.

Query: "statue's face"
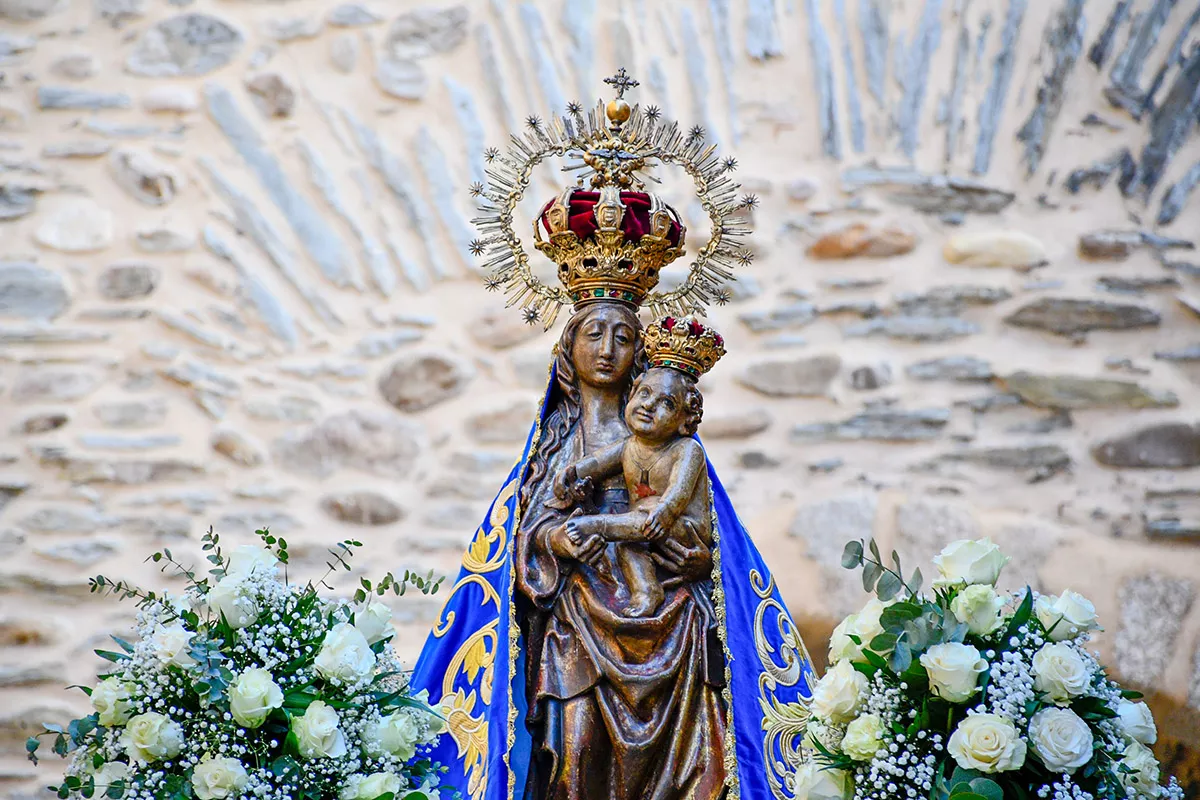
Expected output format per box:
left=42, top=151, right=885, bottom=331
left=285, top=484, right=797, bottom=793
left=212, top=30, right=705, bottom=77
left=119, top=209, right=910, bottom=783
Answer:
left=625, top=369, right=690, bottom=443
left=571, top=304, right=638, bottom=389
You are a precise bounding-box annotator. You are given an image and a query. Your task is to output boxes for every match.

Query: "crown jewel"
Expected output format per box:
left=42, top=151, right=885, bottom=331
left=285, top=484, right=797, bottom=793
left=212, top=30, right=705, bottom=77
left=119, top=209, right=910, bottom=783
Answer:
left=643, top=316, right=726, bottom=379
left=470, top=68, right=755, bottom=329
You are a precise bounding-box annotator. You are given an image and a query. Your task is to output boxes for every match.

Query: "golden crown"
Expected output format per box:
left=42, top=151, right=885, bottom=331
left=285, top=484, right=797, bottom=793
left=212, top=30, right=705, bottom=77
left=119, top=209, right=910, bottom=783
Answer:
left=470, top=68, right=755, bottom=329
left=643, top=316, right=726, bottom=379
left=535, top=185, right=685, bottom=309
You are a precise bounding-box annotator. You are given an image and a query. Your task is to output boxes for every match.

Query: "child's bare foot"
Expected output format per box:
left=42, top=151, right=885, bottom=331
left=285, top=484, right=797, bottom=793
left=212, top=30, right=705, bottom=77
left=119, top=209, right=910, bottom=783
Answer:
left=564, top=509, right=603, bottom=542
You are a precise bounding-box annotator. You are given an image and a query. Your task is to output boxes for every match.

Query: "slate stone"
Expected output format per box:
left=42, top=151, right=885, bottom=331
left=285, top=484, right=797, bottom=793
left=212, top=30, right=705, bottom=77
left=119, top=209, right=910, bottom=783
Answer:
left=93, top=398, right=168, bottom=428
left=844, top=316, right=981, bottom=342
left=271, top=410, right=423, bottom=478
left=737, top=354, right=841, bottom=397
left=1004, top=298, right=1160, bottom=336
left=35, top=539, right=119, bottom=567
left=13, top=370, right=102, bottom=402
left=0, top=263, right=68, bottom=321
left=1144, top=489, right=1200, bottom=542
left=0, top=187, right=36, bottom=221
left=245, top=73, right=295, bottom=118
left=1092, top=423, right=1200, bottom=469
left=49, top=53, right=99, bottom=81
left=848, top=363, right=892, bottom=391
left=941, top=445, right=1072, bottom=476
left=320, top=491, right=404, bottom=525
left=466, top=400, right=536, bottom=444
left=1154, top=344, right=1200, bottom=362
left=1078, top=230, right=1143, bottom=260
left=840, top=166, right=1015, bottom=213
left=261, top=15, right=321, bottom=42
left=98, top=263, right=158, bottom=300
left=36, top=87, right=130, bottom=110
left=1114, top=573, right=1195, bottom=686
left=789, top=491, right=879, bottom=614
left=907, top=356, right=994, bottom=382
left=14, top=412, right=68, bottom=434
left=329, top=33, right=359, bottom=73
left=126, top=14, right=244, bottom=77
left=378, top=352, right=473, bottom=412
left=702, top=408, right=772, bottom=439
left=328, top=4, right=380, bottom=26
left=738, top=302, right=817, bottom=333
left=895, top=284, right=1013, bottom=314
left=0, top=0, right=65, bottom=21
left=217, top=511, right=298, bottom=535
left=807, top=223, right=917, bottom=258
left=793, top=407, right=950, bottom=442
left=467, top=309, right=541, bottom=350
left=109, top=149, right=181, bottom=206
left=135, top=225, right=195, bottom=253
left=1097, top=275, right=1180, bottom=294
left=383, top=5, right=468, bottom=60
left=28, top=448, right=206, bottom=484
left=375, top=58, right=427, bottom=100
left=210, top=428, right=265, bottom=467
left=42, top=141, right=112, bottom=159
left=1003, top=371, right=1178, bottom=410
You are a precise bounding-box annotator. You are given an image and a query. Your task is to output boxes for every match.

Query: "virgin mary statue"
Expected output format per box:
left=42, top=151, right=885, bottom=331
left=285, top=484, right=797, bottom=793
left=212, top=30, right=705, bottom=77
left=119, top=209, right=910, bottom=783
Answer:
left=410, top=72, right=818, bottom=800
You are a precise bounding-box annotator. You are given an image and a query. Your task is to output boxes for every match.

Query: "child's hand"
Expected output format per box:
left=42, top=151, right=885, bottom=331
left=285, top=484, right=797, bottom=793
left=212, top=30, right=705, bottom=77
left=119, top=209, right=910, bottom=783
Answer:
left=643, top=504, right=675, bottom=541
left=553, top=464, right=578, bottom=501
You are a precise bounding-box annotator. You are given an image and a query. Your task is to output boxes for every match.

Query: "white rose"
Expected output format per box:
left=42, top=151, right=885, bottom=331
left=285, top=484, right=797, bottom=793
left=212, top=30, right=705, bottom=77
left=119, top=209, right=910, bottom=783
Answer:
left=1035, top=590, right=1100, bottom=642
left=793, top=761, right=852, bottom=800
left=191, top=755, right=249, bottom=800
left=293, top=701, right=348, bottom=759
left=364, top=712, right=421, bottom=761
left=931, top=538, right=1010, bottom=588
left=950, top=585, right=1005, bottom=636
left=91, top=678, right=135, bottom=726
left=229, top=667, right=284, bottom=728
left=1029, top=707, right=1094, bottom=773
left=841, top=713, right=884, bottom=761
left=810, top=660, right=868, bottom=724
left=852, top=599, right=892, bottom=644
left=1116, top=700, right=1157, bottom=745
left=150, top=622, right=196, bottom=668
left=355, top=603, right=394, bottom=645
left=1117, top=740, right=1161, bottom=798
left=828, top=614, right=861, bottom=664
left=92, top=761, right=130, bottom=790
left=919, top=643, right=987, bottom=703
left=947, top=713, right=1026, bottom=773
left=1032, top=643, right=1090, bottom=704
left=121, top=712, right=184, bottom=763
left=315, top=623, right=376, bottom=686
left=353, top=772, right=402, bottom=800
left=226, top=545, right=279, bottom=579
left=208, top=576, right=259, bottom=629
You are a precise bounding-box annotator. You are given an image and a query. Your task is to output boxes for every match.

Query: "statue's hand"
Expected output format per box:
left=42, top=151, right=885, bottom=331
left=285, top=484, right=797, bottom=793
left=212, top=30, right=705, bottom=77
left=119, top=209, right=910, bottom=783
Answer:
left=547, top=466, right=592, bottom=511
left=643, top=503, right=674, bottom=542
left=652, top=521, right=712, bottom=588
left=548, top=515, right=605, bottom=565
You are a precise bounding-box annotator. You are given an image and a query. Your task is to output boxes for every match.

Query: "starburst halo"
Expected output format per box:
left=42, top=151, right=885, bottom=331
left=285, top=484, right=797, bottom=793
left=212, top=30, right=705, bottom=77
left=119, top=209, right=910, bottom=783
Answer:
left=468, top=69, right=753, bottom=330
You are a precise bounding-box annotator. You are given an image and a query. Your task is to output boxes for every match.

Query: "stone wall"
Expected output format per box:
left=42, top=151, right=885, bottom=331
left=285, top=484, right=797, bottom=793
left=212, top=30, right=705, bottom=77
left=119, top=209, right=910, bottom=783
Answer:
left=2, top=0, right=1200, bottom=793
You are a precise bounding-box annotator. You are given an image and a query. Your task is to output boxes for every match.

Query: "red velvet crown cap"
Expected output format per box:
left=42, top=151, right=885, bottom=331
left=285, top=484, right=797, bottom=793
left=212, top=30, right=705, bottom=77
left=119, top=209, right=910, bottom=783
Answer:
left=540, top=190, right=682, bottom=246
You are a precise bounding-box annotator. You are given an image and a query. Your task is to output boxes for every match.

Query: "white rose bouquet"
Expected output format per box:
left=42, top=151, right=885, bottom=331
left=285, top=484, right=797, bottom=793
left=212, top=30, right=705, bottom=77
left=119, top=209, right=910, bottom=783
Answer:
left=27, top=529, right=447, bottom=800
left=801, top=537, right=1184, bottom=800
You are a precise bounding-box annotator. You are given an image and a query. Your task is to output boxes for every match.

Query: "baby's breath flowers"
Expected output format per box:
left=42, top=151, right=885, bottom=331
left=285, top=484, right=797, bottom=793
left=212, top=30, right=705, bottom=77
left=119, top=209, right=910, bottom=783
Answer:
left=801, top=537, right=1184, bottom=800
left=28, top=529, right=446, bottom=800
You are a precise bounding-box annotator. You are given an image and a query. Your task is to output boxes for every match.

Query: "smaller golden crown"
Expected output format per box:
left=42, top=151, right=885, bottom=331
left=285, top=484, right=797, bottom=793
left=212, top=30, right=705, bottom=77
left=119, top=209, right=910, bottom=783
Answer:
left=534, top=185, right=686, bottom=309
left=643, top=316, right=726, bottom=379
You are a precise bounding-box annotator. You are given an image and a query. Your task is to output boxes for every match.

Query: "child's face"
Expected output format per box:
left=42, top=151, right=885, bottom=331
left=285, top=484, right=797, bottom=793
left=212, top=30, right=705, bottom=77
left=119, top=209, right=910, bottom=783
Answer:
left=624, top=369, right=690, bottom=443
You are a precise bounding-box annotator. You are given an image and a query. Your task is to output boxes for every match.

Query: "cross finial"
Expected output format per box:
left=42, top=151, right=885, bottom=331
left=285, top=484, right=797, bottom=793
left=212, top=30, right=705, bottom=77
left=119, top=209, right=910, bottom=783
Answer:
left=603, top=67, right=639, bottom=99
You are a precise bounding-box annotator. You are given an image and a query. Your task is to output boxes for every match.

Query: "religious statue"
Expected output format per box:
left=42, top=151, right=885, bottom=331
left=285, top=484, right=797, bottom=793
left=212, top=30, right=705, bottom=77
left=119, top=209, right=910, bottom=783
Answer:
left=409, top=70, right=818, bottom=800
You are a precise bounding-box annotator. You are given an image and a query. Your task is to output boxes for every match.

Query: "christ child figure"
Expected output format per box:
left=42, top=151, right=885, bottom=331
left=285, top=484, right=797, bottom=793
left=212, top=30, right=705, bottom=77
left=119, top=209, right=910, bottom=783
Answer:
left=551, top=317, right=725, bottom=617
